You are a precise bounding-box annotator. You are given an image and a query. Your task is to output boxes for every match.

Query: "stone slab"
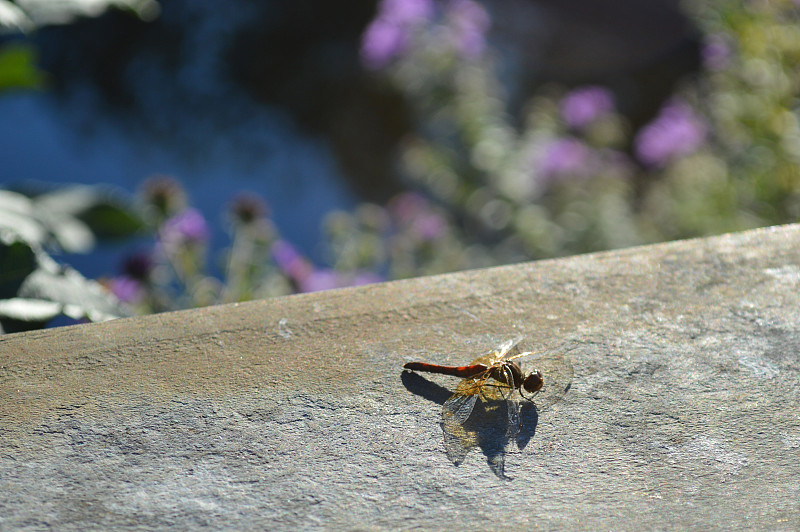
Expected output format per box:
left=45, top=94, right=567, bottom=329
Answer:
left=1, top=224, right=800, bottom=529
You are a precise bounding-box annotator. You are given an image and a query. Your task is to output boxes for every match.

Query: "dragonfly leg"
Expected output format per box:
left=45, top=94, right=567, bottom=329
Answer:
left=480, top=384, right=514, bottom=400
left=518, top=387, right=540, bottom=402
left=500, top=364, right=514, bottom=399
left=478, top=383, right=503, bottom=401
left=477, top=382, right=512, bottom=401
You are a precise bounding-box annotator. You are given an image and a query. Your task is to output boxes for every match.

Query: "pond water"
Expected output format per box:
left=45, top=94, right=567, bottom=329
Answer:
left=0, top=0, right=375, bottom=280
left=0, top=90, right=356, bottom=279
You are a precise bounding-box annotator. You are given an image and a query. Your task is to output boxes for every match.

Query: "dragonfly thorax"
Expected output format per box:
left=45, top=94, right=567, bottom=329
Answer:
left=487, top=361, right=525, bottom=389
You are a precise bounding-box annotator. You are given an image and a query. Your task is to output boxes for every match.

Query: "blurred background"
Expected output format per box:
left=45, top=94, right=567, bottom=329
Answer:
left=1, top=0, right=799, bottom=331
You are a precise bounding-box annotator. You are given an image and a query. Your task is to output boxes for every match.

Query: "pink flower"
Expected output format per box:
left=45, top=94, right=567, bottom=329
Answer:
left=538, top=138, right=593, bottom=180
left=161, top=208, right=210, bottom=244
left=634, top=100, right=707, bottom=167
left=702, top=34, right=732, bottom=71
left=298, top=269, right=341, bottom=293
left=361, top=0, right=434, bottom=69
left=446, top=0, right=490, bottom=59
left=389, top=192, right=446, bottom=240
left=271, top=240, right=313, bottom=281
left=561, top=86, right=615, bottom=129
left=109, top=276, right=143, bottom=303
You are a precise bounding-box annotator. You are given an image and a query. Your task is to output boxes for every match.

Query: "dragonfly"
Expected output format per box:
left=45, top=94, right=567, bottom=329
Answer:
left=403, top=337, right=573, bottom=445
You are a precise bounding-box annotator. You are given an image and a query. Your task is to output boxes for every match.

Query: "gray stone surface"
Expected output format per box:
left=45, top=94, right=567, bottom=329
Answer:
left=1, top=224, right=800, bottom=529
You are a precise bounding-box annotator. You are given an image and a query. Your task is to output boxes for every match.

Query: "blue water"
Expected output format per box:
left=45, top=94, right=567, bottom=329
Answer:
left=0, top=90, right=356, bottom=279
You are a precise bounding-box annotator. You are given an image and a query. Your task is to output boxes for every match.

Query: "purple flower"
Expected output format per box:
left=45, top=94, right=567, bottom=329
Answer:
left=300, top=270, right=384, bottom=292
left=352, top=272, right=384, bottom=286
left=538, top=138, right=593, bottom=180
left=271, top=239, right=300, bottom=269
left=388, top=192, right=428, bottom=222
left=413, top=212, right=447, bottom=240
left=299, top=269, right=342, bottom=293
left=382, top=0, right=434, bottom=24
left=388, top=192, right=447, bottom=240
left=702, top=34, right=732, bottom=71
left=634, top=100, right=707, bottom=167
left=230, top=193, right=268, bottom=225
left=361, top=19, right=409, bottom=69
left=445, top=0, right=490, bottom=59
left=271, top=239, right=312, bottom=280
left=361, top=0, right=434, bottom=69
left=121, top=251, right=153, bottom=281
left=561, top=86, right=615, bottom=129
left=161, top=208, right=210, bottom=244
left=109, top=276, right=143, bottom=303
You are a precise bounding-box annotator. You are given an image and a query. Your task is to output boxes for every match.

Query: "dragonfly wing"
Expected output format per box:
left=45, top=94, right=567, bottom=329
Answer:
left=496, top=336, right=525, bottom=359
left=529, top=353, right=574, bottom=412
left=441, top=393, right=479, bottom=465
left=505, top=397, right=521, bottom=443
left=469, top=336, right=525, bottom=366
left=443, top=372, right=490, bottom=421
left=477, top=381, right=512, bottom=401
left=442, top=391, right=479, bottom=426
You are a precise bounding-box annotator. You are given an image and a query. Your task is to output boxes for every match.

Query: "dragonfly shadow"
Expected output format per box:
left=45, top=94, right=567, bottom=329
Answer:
left=401, top=370, right=452, bottom=405
left=402, top=371, right=539, bottom=481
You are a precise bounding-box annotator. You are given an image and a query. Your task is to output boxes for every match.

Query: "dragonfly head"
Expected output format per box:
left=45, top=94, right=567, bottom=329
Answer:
left=522, top=370, right=544, bottom=394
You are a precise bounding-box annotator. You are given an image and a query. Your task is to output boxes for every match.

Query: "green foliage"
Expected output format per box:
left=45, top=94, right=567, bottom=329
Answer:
left=0, top=186, right=142, bottom=332
left=78, top=201, right=145, bottom=239
left=0, top=232, right=130, bottom=333
left=329, top=0, right=800, bottom=279
left=0, top=187, right=145, bottom=253
left=0, top=44, right=46, bottom=91
left=0, top=0, right=161, bottom=32
left=0, top=234, right=36, bottom=299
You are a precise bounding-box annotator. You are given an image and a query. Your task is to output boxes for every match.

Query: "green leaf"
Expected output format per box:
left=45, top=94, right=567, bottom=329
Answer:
left=0, top=190, right=47, bottom=245
left=0, top=189, right=34, bottom=212
left=40, top=214, right=95, bottom=253
left=19, top=255, right=130, bottom=322
left=0, top=44, right=46, bottom=91
left=33, top=185, right=144, bottom=244
left=0, top=297, right=61, bottom=321
left=77, top=202, right=145, bottom=239
left=0, top=1, right=33, bottom=32
left=33, top=186, right=100, bottom=217
left=0, top=234, right=37, bottom=299
left=1, top=187, right=96, bottom=251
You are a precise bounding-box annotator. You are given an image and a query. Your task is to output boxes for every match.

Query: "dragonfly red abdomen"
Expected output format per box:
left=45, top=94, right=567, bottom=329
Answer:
left=404, top=359, right=527, bottom=390
left=402, top=361, right=489, bottom=379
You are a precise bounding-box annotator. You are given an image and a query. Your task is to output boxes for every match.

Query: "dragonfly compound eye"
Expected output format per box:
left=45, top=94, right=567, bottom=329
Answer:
left=522, top=370, right=544, bottom=394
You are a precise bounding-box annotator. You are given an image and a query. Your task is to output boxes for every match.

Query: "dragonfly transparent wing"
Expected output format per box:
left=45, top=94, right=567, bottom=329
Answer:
left=505, top=394, right=521, bottom=443
left=442, top=391, right=479, bottom=426
left=441, top=361, right=513, bottom=425
left=442, top=369, right=517, bottom=430
left=468, top=336, right=525, bottom=367
left=441, top=387, right=480, bottom=465
left=523, top=352, right=574, bottom=412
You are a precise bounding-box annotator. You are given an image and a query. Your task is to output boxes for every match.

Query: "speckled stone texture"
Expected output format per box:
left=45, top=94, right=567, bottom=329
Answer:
left=2, top=224, right=799, bottom=529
